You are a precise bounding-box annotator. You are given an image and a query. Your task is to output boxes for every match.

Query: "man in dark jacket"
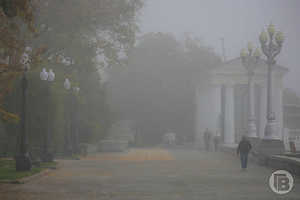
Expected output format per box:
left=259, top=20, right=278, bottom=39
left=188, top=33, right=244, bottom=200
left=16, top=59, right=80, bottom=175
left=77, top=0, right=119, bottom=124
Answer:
left=213, top=131, right=221, bottom=152
left=237, top=136, right=252, bottom=170
left=203, top=128, right=211, bottom=151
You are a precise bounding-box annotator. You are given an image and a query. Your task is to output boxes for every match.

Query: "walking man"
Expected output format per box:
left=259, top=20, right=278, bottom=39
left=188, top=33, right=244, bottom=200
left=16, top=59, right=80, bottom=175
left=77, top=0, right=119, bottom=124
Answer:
left=203, top=128, right=211, bottom=151
left=236, top=136, right=252, bottom=171
left=213, top=131, right=221, bottom=152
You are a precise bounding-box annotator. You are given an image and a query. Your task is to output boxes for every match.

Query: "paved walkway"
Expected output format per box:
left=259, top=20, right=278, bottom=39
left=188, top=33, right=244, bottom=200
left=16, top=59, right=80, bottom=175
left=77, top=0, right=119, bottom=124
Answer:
left=0, top=148, right=299, bottom=200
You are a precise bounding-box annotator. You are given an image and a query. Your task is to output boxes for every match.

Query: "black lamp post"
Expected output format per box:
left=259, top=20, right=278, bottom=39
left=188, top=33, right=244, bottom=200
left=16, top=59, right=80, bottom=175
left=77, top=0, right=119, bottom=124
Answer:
left=71, top=86, right=80, bottom=154
left=63, top=78, right=73, bottom=156
left=40, top=68, right=55, bottom=162
left=15, top=64, right=32, bottom=171
left=63, top=78, right=80, bottom=156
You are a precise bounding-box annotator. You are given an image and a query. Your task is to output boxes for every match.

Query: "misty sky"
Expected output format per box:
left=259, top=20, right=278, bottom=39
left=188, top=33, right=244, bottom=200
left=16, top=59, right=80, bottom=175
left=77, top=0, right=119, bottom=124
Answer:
left=140, top=0, right=300, bottom=94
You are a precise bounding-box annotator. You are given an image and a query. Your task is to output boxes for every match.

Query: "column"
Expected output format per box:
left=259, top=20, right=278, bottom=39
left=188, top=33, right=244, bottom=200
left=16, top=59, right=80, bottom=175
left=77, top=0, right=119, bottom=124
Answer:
left=278, top=87, right=283, bottom=139
left=224, top=84, right=235, bottom=144
left=220, top=85, right=225, bottom=142
left=195, top=85, right=221, bottom=148
left=273, top=76, right=284, bottom=140
left=259, top=84, right=267, bottom=139
left=212, top=85, right=221, bottom=133
left=195, top=88, right=203, bottom=147
left=247, top=74, right=257, bottom=137
left=264, top=64, right=280, bottom=140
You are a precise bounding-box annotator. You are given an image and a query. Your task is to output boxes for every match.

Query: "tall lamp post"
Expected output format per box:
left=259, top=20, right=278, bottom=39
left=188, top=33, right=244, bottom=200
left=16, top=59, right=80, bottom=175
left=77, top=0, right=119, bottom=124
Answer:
left=240, top=43, right=261, bottom=138
left=71, top=86, right=80, bottom=154
left=40, top=68, right=55, bottom=162
left=63, top=78, right=73, bottom=156
left=15, top=64, right=32, bottom=171
left=63, top=78, right=80, bottom=156
left=257, top=23, right=285, bottom=155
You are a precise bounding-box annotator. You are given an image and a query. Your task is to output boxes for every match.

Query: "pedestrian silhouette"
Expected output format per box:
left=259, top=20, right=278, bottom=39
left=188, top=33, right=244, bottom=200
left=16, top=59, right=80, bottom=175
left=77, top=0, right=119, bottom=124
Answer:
left=203, top=128, right=211, bottom=151
left=213, top=131, right=221, bottom=152
left=237, top=136, right=252, bottom=171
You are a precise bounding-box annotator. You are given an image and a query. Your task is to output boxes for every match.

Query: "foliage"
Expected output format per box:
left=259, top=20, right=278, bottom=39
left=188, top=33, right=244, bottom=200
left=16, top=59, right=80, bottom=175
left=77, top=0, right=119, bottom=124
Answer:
left=34, top=0, right=143, bottom=70
left=0, top=0, right=47, bottom=121
left=1, top=0, right=144, bottom=156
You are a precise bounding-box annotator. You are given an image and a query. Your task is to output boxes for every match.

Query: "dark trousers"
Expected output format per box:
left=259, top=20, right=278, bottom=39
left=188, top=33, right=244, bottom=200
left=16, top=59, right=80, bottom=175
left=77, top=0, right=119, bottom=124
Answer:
left=240, top=153, right=248, bottom=169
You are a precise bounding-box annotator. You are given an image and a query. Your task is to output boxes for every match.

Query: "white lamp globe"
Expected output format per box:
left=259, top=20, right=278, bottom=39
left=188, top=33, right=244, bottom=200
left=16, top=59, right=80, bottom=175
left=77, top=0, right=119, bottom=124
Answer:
left=64, top=78, right=71, bottom=90
left=73, top=87, right=80, bottom=93
left=48, top=69, right=55, bottom=82
left=40, top=68, right=48, bottom=81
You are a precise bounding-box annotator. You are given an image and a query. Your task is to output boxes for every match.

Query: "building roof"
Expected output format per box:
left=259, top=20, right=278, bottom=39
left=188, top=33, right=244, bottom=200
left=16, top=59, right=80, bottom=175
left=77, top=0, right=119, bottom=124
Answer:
left=219, top=57, right=288, bottom=73
left=223, top=57, right=287, bottom=70
left=211, top=57, right=288, bottom=85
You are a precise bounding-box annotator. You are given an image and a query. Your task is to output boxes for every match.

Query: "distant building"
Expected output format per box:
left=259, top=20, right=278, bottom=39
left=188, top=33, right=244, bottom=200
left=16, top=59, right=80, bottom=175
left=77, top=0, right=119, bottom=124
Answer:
left=195, top=57, right=288, bottom=148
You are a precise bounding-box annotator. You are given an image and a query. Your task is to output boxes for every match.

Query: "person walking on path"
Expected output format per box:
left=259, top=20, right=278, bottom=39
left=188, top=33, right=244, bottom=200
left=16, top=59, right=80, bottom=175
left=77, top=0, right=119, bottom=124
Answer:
left=237, top=136, right=252, bottom=171
left=203, top=128, right=211, bottom=151
left=213, top=131, right=221, bottom=152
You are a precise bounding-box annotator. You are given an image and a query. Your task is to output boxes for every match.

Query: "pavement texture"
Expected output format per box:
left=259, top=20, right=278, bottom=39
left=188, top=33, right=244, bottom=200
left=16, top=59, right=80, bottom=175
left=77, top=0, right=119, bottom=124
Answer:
left=0, top=148, right=299, bottom=200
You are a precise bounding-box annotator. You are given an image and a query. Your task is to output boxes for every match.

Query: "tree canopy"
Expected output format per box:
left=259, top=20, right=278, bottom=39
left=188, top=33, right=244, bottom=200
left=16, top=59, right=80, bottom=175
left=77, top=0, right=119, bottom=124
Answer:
left=0, top=0, right=144, bottom=155
left=108, top=32, right=221, bottom=144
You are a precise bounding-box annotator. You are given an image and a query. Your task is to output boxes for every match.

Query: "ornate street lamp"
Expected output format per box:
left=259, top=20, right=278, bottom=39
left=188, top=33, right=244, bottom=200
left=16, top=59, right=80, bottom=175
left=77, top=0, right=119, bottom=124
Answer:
left=260, top=24, right=284, bottom=139
left=40, top=68, right=55, bottom=162
left=257, top=23, right=285, bottom=156
left=72, top=86, right=80, bottom=154
left=240, top=43, right=261, bottom=138
left=63, top=78, right=73, bottom=156
left=15, top=56, right=32, bottom=171
left=63, top=78, right=81, bottom=156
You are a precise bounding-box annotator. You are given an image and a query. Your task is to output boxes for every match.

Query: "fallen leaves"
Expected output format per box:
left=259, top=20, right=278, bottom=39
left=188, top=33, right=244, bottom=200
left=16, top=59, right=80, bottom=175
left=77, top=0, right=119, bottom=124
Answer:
left=82, top=148, right=174, bottom=162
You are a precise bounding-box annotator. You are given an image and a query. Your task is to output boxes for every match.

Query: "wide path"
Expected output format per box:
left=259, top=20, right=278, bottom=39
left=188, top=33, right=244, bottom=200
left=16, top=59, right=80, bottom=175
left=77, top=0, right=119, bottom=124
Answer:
left=0, top=148, right=299, bottom=200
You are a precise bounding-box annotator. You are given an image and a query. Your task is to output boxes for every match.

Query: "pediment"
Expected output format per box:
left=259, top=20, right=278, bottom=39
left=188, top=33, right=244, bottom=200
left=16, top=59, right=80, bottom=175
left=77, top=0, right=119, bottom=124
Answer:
left=210, top=57, right=288, bottom=86
left=213, top=57, right=288, bottom=75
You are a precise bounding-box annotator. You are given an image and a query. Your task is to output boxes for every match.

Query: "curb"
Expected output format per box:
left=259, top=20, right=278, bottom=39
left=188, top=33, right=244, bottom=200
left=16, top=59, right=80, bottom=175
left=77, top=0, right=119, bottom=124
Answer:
left=0, top=161, right=62, bottom=184
left=18, top=169, right=51, bottom=184
left=0, top=169, right=50, bottom=184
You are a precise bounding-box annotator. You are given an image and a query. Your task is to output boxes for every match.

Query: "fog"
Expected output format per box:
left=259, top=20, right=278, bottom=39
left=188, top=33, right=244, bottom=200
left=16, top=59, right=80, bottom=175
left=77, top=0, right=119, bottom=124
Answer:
left=107, top=0, right=300, bottom=145
left=1, top=1, right=300, bottom=199
left=140, top=0, right=300, bottom=94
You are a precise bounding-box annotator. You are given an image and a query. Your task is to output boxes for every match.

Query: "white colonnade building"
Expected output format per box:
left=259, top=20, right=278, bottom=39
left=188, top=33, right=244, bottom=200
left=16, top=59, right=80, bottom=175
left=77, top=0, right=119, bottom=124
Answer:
left=195, top=57, right=288, bottom=148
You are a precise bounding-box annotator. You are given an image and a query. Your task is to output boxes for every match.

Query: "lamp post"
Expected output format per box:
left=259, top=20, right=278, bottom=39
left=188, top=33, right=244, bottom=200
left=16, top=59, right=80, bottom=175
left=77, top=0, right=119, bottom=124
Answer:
left=63, top=78, right=80, bottom=156
left=240, top=43, right=261, bottom=138
left=72, top=86, right=80, bottom=154
left=15, top=65, right=32, bottom=171
left=257, top=23, right=285, bottom=156
left=40, top=68, right=55, bottom=162
left=63, top=78, right=73, bottom=156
